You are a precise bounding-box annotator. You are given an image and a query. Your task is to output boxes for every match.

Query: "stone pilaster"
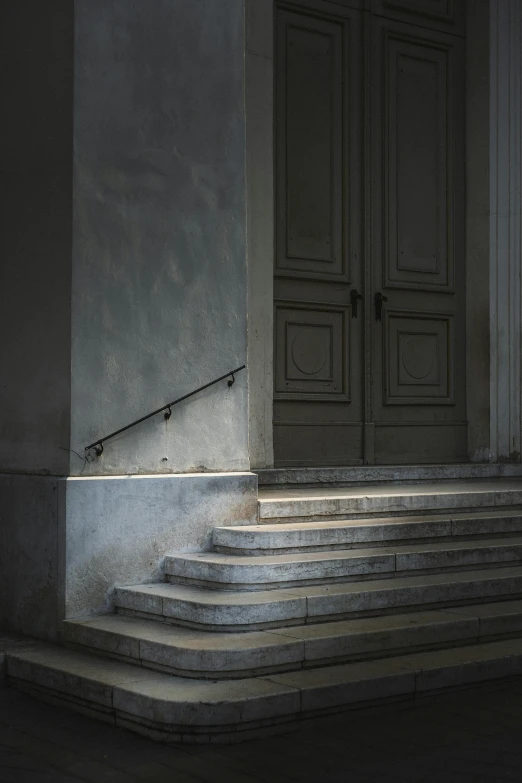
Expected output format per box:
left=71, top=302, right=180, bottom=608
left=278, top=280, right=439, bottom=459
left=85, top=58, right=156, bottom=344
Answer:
left=489, top=0, right=522, bottom=461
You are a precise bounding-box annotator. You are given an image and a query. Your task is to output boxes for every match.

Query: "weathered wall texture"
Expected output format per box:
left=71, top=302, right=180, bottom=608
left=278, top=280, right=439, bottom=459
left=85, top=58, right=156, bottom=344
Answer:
left=70, top=0, right=249, bottom=476
left=63, top=472, right=257, bottom=620
left=0, top=1, right=73, bottom=475
left=0, top=1, right=253, bottom=641
left=0, top=472, right=257, bottom=637
left=246, top=0, right=275, bottom=469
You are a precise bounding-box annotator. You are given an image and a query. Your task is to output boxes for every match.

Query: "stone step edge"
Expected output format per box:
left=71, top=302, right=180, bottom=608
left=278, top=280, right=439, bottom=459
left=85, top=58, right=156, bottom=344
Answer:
left=255, top=464, right=522, bottom=487
left=113, top=567, right=522, bottom=631
left=7, top=637, right=522, bottom=743
left=168, top=535, right=522, bottom=566
left=62, top=600, right=522, bottom=679
left=257, top=492, right=522, bottom=523
left=258, top=504, right=522, bottom=525
left=213, top=510, right=522, bottom=554
left=214, top=538, right=522, bottom=556
left=163, top=538, right=522, bottom=590
left=164, top=562, right=522, bottom=593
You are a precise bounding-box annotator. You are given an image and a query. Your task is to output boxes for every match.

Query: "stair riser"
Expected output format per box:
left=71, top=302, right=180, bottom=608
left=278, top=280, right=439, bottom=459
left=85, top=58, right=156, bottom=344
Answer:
left=258, top=495, right=522, bottom=523
left=165, top=552, right=396, bottom=588
left=164, top=546, right=522, bottom=590
left=307, top=581, right=522, bottom=625
left=115, top=577, right=522, bottom=631
left=256, top=465, right=522, bottom=487
left=63, top=611, right=522, bottom=679
left=164, top=561, right=522, bottom=591
left=116, top=605, right=307, bottom=633
left=213, top=517, right=522, bottom=554
left=214, top=538, right=522, bottom=556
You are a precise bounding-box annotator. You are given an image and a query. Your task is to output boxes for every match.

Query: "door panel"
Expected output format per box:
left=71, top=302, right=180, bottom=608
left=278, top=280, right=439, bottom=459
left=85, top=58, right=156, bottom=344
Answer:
left=275, top=302, right=351, bottom=401
left=273, top=1, right=466, bottom=467
left=371, top=0, right=465, bottom=36
left=371, top=17, right=466, bottom=463
left=277, top=14, right=344, bottom=278
left=384, top=310, right=454, bottom=404
left=385, top=36, right=452, bottom=290
left=274, top=3, right=364, bottom=467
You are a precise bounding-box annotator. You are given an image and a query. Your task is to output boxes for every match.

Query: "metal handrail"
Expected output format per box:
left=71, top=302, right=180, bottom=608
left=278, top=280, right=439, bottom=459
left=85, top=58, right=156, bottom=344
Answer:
left=85, top=364, right=246, bottom=456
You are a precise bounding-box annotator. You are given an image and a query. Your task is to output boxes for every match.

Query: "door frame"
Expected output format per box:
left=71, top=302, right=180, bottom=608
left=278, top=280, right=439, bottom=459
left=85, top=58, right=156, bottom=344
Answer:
left=246, top=0, right=519, bottom=469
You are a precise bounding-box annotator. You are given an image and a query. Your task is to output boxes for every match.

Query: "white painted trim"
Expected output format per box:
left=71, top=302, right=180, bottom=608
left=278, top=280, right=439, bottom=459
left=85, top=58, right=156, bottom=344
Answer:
left=489, top=0, right=522, bottom=462
left=245, top=0, right=275, bottom=468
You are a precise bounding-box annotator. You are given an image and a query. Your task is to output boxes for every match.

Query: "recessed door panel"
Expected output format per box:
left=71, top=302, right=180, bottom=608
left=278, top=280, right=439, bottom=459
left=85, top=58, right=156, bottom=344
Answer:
left=275, top=303, right=350, bottom=402
left=385, top=36, right=453, bottom=290
left=385, top=310, right=454, bottom=404
left=371, top=17, right=466, bottom=462
left=274, top=2, right=363, bottom=467
left=372, top=0, right=465, bottom=36
left=276, top=11, right=345, bottom=280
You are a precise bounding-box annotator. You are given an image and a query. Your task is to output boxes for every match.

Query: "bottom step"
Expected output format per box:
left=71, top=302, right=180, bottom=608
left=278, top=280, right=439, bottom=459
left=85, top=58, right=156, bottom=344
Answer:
left=7, top=637, right=522, bottom=743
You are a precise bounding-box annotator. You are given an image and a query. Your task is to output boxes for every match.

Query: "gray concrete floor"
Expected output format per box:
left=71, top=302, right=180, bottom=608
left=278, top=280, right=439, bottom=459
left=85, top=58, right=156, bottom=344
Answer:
left=1, top=679, right=522, bottom=782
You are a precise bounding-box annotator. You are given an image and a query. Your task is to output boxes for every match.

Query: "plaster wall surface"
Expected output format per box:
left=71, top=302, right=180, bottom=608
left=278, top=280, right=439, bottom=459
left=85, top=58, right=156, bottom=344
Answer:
left=0, top=1, right=73, bottom=475
left=246, top=0, right=275, bottom=470
left=63, top=472, right=257, bottom=620
left=71, top=0, right=248, bottom=476
left=0, top=472, right=257, bottom=637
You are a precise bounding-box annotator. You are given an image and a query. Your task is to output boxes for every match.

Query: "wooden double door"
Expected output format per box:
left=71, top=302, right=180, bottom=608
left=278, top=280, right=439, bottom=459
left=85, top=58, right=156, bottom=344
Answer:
left=273, top=0, right=467, bottom=466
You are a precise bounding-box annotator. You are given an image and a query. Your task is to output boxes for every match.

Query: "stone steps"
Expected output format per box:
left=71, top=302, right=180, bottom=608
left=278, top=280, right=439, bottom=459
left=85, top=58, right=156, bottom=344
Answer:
left=8, top=636, right=522, bottom=742
left=256, top=464, right=522, bottom=488
left=164, top=536, right=522, bottom=590
left=63, top=600, right=522, bottom=679
left=258, top=479, right=522, bottom=522
left=114, top=566, right=522, bottom=630
left=10, top=474, right=522, bottom=743
left=213, top=510, right=522, bottom=554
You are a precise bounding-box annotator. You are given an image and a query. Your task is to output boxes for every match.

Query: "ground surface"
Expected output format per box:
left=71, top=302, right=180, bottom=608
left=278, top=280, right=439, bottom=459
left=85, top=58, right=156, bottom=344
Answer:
left=1, top=678, right=522, bottom=782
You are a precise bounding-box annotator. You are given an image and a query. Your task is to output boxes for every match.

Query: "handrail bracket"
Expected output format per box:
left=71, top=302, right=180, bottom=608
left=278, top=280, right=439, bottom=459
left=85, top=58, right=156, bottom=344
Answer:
left=84, top=364, right=246, bottom=457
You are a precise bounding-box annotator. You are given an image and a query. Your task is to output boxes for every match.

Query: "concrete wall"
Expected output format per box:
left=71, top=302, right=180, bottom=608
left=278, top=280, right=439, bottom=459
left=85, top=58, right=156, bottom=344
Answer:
left=0, top=0, right=254, bottom=642
left=0, top=1, right=73, bottom=475
left=246, top=0, right=275, bottom=469
left=0, top=471, right=257, bottom=638
left=63, top=472, right=257, bottom=620
left=71, top=0, right=249, bottom=476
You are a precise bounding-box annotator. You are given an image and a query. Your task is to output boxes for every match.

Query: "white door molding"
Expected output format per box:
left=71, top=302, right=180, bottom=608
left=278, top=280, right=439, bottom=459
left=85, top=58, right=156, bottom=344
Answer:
left=246, top=0, right=275, bottom=468
left=489, top=0, right=522, bottom=462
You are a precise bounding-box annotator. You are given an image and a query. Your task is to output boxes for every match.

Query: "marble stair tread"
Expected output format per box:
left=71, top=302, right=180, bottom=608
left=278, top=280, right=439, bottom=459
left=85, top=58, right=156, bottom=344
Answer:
left=258, top=479, right=522, bottom=521
left=164, top=547, right=396, bottom=586
left=5, top=645, right=300, bottom=732
left=8, top=636, right=522, bottom=741
left=114, top=566, right=522, bottom=630
left=63, top=614, right=305, bottom=676
left=164, top=537, right=522, bottom=589
left=213, top=509, right=522, bottom=554
left=63, top=600, right=522, bottom=678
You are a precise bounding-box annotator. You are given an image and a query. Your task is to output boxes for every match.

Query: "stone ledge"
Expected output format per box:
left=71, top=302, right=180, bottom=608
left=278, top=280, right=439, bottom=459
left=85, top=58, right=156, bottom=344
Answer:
left=7, top=637, right=522, bottom=743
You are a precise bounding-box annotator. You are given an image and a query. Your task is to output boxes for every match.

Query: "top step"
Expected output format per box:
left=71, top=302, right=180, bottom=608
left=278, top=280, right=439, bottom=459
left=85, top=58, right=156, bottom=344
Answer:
left=258, top=479, right=522, bottom=522
left=256, top=464, right=522, bottom=488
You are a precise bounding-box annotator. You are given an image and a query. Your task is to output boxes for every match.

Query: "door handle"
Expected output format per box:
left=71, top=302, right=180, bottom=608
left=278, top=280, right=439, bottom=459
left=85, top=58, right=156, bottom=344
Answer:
left=350, top=288, right=363, bottom=318
left=374, top=292, right=388, bottom=321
